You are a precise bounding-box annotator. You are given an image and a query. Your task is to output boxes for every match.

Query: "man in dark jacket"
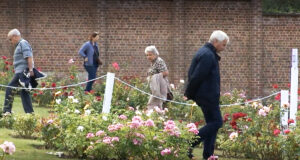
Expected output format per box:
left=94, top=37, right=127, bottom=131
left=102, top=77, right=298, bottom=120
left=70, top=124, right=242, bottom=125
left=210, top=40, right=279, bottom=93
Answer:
left=185, top=30, right=229, bottom=160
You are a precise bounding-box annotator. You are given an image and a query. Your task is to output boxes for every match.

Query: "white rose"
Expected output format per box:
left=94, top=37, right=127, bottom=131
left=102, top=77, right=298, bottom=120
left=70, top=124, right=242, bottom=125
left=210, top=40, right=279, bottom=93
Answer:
left=77, top=126, right=84, bottom=132
left=55, top=99, right=61, bottom=104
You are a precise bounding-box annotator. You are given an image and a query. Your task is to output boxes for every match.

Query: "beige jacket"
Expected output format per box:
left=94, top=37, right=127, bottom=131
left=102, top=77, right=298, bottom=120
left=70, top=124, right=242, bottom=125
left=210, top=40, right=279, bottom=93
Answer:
left=148, top=73, right=168, bottom=109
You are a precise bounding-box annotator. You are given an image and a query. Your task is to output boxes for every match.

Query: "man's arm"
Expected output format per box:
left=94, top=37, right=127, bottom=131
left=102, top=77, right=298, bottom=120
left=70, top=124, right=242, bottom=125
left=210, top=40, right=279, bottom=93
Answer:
left=20, top=41, right=34, bottom=76
left=184, top=52, right=213, bottom=99
left=27, top=57, right=34, bottom=76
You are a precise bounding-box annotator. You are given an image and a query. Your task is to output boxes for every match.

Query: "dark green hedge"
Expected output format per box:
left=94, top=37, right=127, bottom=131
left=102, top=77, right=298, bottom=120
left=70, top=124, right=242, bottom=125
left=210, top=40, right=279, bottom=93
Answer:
left=263, top=0, right=300, bottom=14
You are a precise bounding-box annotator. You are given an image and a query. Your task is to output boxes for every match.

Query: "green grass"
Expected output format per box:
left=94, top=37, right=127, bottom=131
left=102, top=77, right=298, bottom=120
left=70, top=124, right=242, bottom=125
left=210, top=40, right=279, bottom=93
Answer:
left=0, top=91, right=51, bottom=117
left=0, top=90, right=246, bottom=160
left=0, top=128, right=78, bottom=160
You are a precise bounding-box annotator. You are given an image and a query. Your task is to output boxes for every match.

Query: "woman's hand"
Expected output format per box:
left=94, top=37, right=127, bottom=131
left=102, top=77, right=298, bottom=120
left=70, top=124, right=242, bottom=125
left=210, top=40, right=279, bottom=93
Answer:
left=98, top=59, right=103, bottom=65
left=84, top=57, right=88, bottom=62
left=183, top=96, right=188, bottom=101
left=162, top=70, right=169, bottom=77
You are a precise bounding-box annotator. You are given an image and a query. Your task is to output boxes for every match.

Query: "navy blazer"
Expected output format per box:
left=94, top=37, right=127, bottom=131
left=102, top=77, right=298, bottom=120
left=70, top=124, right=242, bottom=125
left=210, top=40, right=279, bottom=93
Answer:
left=185, top=43, right=221, bottom=106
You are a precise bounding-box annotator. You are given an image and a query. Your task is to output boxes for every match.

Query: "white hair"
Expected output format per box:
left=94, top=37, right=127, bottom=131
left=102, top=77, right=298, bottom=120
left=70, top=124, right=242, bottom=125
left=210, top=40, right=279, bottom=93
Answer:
left=145, top=45, right=159, bottom=55
left=209, top=30, right=229, bottom=44
left=8, top=29, right=21, bottom=37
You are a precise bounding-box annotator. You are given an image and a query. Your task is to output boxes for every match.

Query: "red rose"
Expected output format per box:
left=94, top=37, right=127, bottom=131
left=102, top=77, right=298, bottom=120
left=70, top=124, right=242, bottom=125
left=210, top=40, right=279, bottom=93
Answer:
left=112, top=62, right=120, bottom=71
left=232, top=125, right=238, bottom=130
left=33, top=93, right=38, bottom=97
left=2, top=56, right=7, bottom=60
left=194, top=122, right=200, bottom=128
left=223, top=113, right=230, bottom=122
left=64, top=92, right=68, bottom=97
left=298, top=105, right=300, bottom=110
left=84, top=91, right=89, bottom=95
left=272, top=84, right=278, bottom=89
left=70, top=75, right=75, bottom=80
left=95, top=96, right=102, bottom=102
left=246, top=118, right=252, bottom=122
left=284, top=129, right=290, bottom=134
left=288, top=119, right=294, bottom=124
left=69, top=91, right=73, bottom=96
left=232, top=112, right=247, bottom=120
left=90, top=90, right=95, bottom=94
left=275, top=93, right=280, bottom=101
left=5, top=61, right=9, bottom=65
left=51, top=83, right=56, bottom=88
left=63, top=87, right=68, bottom=90
left=41, top=82, right=46, bottom=87
left=39, top=91, right=43, bottom=95
left=273, top=129, right=280, bottom=136
left=230, top=120, right=238, bottom=130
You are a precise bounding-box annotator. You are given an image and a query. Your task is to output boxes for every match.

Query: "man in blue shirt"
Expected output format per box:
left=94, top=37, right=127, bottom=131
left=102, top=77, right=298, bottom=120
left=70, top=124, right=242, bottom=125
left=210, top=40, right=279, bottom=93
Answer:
left=3, top=29, right=34, bottom=114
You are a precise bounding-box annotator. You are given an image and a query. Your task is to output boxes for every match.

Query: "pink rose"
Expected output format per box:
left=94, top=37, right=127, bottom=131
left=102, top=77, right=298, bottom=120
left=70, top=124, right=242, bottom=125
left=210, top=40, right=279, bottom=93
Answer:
left=103, top=137, right=112, bottom=144
left=118, top=115, right=127, bottom=120
left=47, top=119, right=54, bottom=124
left=135, top=133, right=145, bottom=139
left=145, top=119, right=155, bottom=127
left=0, top=141, right=16, bottom=155
left=112, top=62, right=120, bottom=70
left=111, top=137, right=119, bottom=142
left=258, top=109, right=267, bottom=116
left=68, top=58, right=74, bottom=64
left=161, top=148, right=172, bottom=156
left=130, top=121, right=142, bottom=129
left=96, top=130, right=106, bottom=137
left=132, top=138, right=142, bottom=145
left=188, top=128, right=199, bottom=135
left=86, top=133, right=95, bottom=138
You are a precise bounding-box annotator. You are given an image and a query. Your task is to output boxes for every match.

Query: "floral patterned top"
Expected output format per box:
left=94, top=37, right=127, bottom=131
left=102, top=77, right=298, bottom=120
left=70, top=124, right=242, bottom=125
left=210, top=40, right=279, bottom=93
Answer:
left=148, top=57, right=168, bottom=76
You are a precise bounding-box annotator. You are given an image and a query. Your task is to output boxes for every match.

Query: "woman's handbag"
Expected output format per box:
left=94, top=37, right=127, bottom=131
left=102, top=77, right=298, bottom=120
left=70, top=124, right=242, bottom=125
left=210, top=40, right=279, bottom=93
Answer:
left=167, top=91, right=174, bottom=100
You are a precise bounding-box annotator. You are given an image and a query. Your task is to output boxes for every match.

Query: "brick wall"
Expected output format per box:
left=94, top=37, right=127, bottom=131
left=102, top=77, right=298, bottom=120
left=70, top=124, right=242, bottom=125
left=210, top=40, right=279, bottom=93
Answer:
left=0, top=0, right=299, bottom=98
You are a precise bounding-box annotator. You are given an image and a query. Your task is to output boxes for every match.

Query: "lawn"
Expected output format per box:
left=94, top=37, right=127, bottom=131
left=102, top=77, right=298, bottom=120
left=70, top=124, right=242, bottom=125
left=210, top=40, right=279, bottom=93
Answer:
left=0, top=90, right=244, bottom=160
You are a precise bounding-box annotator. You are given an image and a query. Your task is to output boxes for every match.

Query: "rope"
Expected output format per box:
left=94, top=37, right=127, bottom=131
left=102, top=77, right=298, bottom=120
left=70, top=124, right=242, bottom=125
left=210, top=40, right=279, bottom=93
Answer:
left=0, top=75, right=107, bottom=90
left=114, top=77, right=280, bottom=107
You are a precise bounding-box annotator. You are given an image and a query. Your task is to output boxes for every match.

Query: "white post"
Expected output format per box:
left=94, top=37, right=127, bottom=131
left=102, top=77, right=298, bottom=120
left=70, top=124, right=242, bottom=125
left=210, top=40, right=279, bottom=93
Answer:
left=290, top=48, right=298, bottom=126
left=102, top=72, right=115, bottom=113
left=280, top=90, right=289, bottom=129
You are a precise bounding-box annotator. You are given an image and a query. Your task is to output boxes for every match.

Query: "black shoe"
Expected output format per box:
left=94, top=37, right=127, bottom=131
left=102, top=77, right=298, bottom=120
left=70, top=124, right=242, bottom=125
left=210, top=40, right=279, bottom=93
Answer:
left=188, top=148, right=194, bottom=159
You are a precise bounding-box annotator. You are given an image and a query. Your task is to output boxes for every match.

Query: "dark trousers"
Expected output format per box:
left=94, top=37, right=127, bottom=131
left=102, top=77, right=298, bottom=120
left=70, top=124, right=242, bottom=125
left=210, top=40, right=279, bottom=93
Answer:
left=3, top=73, right=34, bottom=113
left=191, top=103, right=223, bottom=159
left=84, top=65, right=98, bottom=92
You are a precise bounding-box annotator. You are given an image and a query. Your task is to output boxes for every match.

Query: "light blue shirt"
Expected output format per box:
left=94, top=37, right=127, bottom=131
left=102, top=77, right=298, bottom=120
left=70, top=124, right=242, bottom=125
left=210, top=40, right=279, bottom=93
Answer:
left=13, top=39, right=34, bottom=73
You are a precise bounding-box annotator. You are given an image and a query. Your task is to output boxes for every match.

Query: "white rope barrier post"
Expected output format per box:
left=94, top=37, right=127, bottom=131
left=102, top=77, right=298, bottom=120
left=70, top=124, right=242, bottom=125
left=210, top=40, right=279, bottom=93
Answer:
left=290, top=48, right=298, bottom=126
left=102, top=72, right=115, bottom=113
left=280, top=90, right=289, bottom=129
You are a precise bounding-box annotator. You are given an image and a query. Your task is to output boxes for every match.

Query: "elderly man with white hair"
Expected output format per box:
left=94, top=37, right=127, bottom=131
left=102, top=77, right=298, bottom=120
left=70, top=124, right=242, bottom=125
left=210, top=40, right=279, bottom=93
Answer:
left=145, top=45, right=170, bottom=109
left=3, top=29, right=35, bottom=114
left=184, top=30, right=229, bottom=160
